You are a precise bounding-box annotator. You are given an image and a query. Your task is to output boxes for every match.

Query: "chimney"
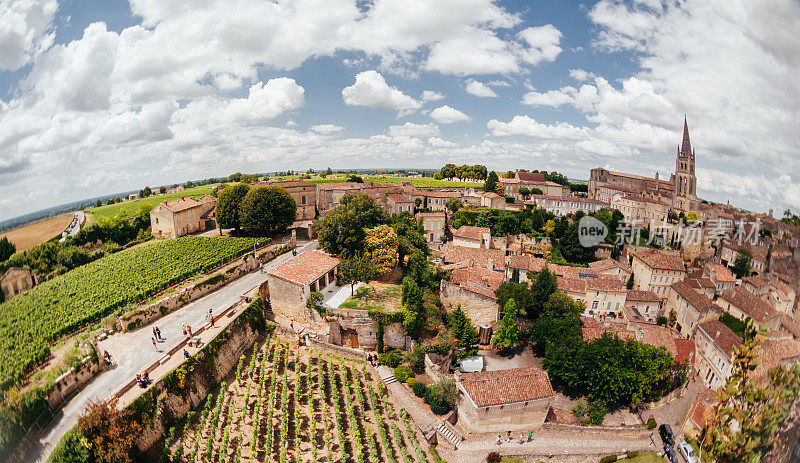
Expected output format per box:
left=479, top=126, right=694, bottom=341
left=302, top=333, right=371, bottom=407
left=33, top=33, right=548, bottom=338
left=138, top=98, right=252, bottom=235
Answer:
left=715, top=330, right=720, bottom=339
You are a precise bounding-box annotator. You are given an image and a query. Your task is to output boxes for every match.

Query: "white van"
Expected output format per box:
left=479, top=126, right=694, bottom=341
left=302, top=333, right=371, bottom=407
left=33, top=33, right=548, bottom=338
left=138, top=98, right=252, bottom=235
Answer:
left=450, top=355, right=484, bottom=373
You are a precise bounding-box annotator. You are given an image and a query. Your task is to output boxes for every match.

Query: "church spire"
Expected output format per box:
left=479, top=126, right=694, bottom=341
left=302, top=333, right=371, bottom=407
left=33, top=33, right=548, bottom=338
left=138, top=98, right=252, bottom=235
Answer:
left=680, top=116, right=692, bottom=157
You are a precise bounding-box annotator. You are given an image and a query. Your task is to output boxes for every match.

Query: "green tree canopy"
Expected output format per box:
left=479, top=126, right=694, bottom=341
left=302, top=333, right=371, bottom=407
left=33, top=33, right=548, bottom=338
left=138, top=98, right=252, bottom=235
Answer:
left=239, top=185, right=296, bottom=236
left=529, top=266, right=557, bottom=318
left=216, top=182, right=250, bottom=233
left=529, top=291, right=583, bottom=346
left=0, top=237, right=15, bottom=262
left=364, top=224, right=399, bottom=276
left=483, top=171, right=499, bottom=193
left=445, top=197, right=463, bottom=213
left=317, top=193, right=389, bottom=257
left=732, top=247, right=753, bottom=278
left=448, top=305, right=479, bottom=350
left=494, top=298, right=519, bottom=349
left=391, top=213, right=428, bottom=266
left=338, top=254, right=375, bottom=295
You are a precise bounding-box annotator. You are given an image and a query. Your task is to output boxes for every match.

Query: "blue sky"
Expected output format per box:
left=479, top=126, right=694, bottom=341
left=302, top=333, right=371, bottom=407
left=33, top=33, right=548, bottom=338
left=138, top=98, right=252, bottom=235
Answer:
left=0, top=0, right=799, bottom=221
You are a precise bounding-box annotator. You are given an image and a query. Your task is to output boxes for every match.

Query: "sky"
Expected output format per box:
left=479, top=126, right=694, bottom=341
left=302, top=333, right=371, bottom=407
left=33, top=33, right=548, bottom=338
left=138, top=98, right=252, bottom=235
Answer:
left=0, top=0, right=799, bottom=222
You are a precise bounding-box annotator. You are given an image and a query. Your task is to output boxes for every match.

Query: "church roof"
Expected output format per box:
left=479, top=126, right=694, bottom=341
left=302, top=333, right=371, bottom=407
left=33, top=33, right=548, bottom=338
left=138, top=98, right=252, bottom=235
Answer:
left=680, top=117, right=693, bottom=159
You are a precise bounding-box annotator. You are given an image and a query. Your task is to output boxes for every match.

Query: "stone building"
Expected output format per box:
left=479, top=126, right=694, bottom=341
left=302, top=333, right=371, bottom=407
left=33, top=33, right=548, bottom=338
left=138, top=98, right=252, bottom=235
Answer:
left=452, top=225, right=492, bottom=249
left=717, top=286, right=781, bottom=332
left=253, top=180, right=316, bottom=220
left=695, top=319, right=741, bottom=389
left=703, top=263, right=736, bottom=293
left=625, top=289, right=663, bottom=322
left=587, top=258, right=632, bottom=283
left=266, top=250, right=339, bottom=321
left=150, top=196, right=216, bottom=239
left=667, top=280, right=720, bottom=338
left=385, top=193, right=415, bottom=215
left=440, top=266, right=504, bottom=326
left=417, top=212, right=446, bottom=244
left=557, top=276, right=627, bottom=317
left=457, top=366, right=556, bottom=433
left=630, top=248, right=686, bottom=297
left=528, top=195, right=609, bottom=217
left=0, top=267, right=36, bottom=301
left=500, top=170, right=570, bottom=200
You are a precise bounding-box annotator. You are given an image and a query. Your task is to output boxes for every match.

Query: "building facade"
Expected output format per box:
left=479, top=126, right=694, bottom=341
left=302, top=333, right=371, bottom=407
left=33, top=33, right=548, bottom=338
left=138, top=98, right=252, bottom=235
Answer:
left=150, top=196, right=216, bottom=239
left=0, top=267, right=36, bottom=301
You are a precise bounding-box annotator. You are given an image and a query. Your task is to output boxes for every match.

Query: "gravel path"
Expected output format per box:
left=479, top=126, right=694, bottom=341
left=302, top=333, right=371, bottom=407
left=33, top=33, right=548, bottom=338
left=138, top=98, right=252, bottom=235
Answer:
left=23, top=240, right=318, bottom=463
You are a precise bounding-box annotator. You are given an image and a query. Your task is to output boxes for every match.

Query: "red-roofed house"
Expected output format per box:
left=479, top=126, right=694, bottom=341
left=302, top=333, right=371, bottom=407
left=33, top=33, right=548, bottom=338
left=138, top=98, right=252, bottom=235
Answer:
left=440, top=267, right=504, bottom=326
left=557, top=276, right=627, bottom=317
left=267, top=250, right=339, bottom=320
left=666, top=280, right=719, bottom=338
left=717, top=286, right=781, bottom=331
left=703, top=263, right=736, bottom=292
left=457, top=366, right=556, bottom=433
left=588, top=258, right=632, bottom=283
left=696, top=319, right=741, bottom=389
left=626, top=289, right=663, bottom=322
left=150, top=196, right=217, bottom=238
left=452, top=225, right=492, bottom=249
left=630, top=248, right=686, bottom=297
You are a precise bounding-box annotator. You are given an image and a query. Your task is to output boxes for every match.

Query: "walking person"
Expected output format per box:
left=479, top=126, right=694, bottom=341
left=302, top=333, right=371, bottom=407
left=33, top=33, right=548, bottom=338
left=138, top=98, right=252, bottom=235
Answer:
left=496, top=434, right=502, bottom=445
left=187, top=325, right=192, bottom=337
left=210, top=315, right=215, bottom=327
left=527, top=430, right=533, bottom=442
left=155, top=326, right=162, bottom=340
left=519, top=433, right=524, bottom=444
left=151, top=337, right=158, bottom=350
left=152, top=326, right=158, bottom=339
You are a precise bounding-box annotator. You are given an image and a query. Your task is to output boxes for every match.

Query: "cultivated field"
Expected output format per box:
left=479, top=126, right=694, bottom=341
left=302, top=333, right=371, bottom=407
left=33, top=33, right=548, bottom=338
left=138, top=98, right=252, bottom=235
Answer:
left=0, top=213, right=73, bottom=251
left=163, top=337, right=432, bottom=463
left=87, top=184, right=219, bottom=220
left=0, top=236, right=260, bottom=389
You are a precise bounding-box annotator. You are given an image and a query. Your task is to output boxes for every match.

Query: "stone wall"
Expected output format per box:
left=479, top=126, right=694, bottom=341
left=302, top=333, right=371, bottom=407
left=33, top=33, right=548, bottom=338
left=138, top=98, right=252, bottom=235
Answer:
left=326, top=308, right=407, bottom=351
left=456, top=395, right=552, bottom=434
left=127, top=304, right=266, bottom=453
left=440, top=281, right=499, bottom=327
left=46, top=355, right=101, bottom=408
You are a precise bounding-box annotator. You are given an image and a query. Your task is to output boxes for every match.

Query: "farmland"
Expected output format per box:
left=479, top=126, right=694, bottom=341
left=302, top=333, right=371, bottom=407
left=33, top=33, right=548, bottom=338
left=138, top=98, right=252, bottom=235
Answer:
left=0, top=236, right=260, bottom=389
left=0, top=213, right=73, bottom=252
left=87, top=184, right=219, bottom=220
left=163, top=337, right=433, bottom=462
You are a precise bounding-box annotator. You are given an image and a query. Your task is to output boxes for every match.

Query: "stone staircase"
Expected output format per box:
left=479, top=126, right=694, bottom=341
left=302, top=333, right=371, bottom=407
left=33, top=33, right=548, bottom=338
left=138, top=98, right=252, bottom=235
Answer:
left=376, top=365, right=398, bottom=384
left=436, top=417, right=464, bottom=447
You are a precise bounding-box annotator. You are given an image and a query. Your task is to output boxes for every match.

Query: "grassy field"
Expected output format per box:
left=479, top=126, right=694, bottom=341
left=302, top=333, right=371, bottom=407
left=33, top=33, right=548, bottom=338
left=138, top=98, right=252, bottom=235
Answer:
left=0, top=213, right=73, bottom=251
left=338, top=283, right=402, bottom=311
left=0, top=236, right=260, bottom=389
left=614, top=452, right=662, bottom=462
left=86, top=184, right=219, bottom=219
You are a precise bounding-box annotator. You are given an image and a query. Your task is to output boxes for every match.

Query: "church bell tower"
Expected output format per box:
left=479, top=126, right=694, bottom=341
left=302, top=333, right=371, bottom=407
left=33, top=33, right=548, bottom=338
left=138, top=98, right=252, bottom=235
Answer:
left=673, top=117, right=699, bottom=213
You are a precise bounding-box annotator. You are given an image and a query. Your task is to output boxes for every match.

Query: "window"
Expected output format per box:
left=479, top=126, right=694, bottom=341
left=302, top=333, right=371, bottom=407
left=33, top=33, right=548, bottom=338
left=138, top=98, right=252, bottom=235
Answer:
left=301, top=195, right=306, bottom=205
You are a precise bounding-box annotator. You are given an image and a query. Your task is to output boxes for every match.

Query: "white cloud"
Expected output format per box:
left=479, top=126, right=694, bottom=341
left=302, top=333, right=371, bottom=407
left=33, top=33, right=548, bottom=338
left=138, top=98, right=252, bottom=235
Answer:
left=421, top=90, right=444, bottom=102
left=487, top=116, right=588, bottom=140
left=428, top=136, right=458, bottom=148
left=465, top=80, right=498, bottom=98
left=387, top=122, right=439, bottom=137
left=341, top=70, right=421, bottom=111
left=0, top=0, right=57, bottom=71
left=429, top=105, right=471, bottom=124
left=223, top=78, right=305, bottom=123
left=516, top=24, right=563, bottom=65
left=488, top=80, right=510, bottom=87
left=310, top=124, right=345, bottom=134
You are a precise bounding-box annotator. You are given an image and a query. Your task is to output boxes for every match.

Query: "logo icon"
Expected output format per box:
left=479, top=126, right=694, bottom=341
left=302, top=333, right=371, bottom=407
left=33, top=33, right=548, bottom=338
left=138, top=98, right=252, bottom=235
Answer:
left=578, top=216, right=608, bottom=248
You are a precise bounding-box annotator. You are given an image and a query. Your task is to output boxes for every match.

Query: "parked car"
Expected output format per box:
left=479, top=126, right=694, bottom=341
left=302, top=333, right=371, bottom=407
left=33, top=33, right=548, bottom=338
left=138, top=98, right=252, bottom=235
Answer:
left=664, top=444, right=679, bottom=463
left=677, top=441, right=698, bottom=463
left=659, top=423, right=675, bottom=446
left=450, top=355, right=484, bottom=373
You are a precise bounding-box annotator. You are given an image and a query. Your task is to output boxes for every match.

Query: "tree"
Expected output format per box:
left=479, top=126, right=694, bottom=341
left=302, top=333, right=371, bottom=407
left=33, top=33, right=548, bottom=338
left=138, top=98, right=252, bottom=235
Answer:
left=531, top=187, right=543, bottom=195
left=347, top=174, right=364, bottom=183
left=518, top=187, right=530, bottom=199
left=483, top=171, right=499, bottom=193
left=391, top=213, right=428, bottom=266
left=142, top=186, right=152, bottom=197
left=94, top=199, right=102, bottom=208
left=493, top=298, right=519, bottom=349
left=338, top=254, right=375, bottom=295
left=529, top=266, right=557, bottom=318
left=401, top=277, right=424, bottom=335
left=495, top=281, right=532, bottom=318
left=511, top=268, right=520, bottom=283
left=159, top=186, right=166, bottom=194
left=448, top=305, right=479, bottom=350
left=626, top=273, right=634, bottom=289
left=78, top=397, right=141, bottom=463
left=216, top=183, right=250, bottom=233
left=530, top=292, right=582, bottom=346
left=732, top=248, right=753, bottom=278
left=317, top=194, right=389, bottom=257
left=364, top=224, right=398, bottom=276
left=445, top=197, right=462, bottom=213
left=558, top=221, right=597, bottom=264
left=240, top=185, right=296, bottom=236
left=0, top=237, right=15, bottom=262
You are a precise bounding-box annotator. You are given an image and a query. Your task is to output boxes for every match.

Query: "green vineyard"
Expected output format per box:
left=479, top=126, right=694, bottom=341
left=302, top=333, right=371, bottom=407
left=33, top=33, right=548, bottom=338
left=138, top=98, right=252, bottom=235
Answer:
left=163, top=337, right=434, bottom=462
left=0, top=236, right=261, bottom=389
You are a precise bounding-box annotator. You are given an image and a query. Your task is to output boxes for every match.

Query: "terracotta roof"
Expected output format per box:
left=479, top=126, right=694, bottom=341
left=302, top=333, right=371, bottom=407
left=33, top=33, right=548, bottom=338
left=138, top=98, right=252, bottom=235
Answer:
left=670, top=280, right=714, bottom=310
left=386, top=193, right=413, bottom=204
left=705, top=263, right=736, bottom=283
left=674, top=338, right=696, bottom=365
left=742, top=275, right=768, bottom=287
left=423, top=190, right=461, bottom=198
left=452, top=225, right=490, bottom=241
left=719, top=286, right=780, bottom=323
left=507, top=255, right=547, bottom=273
left=441, top=244, right=505, bottom=271
left=460, top=366, right=555, bottom=407
left=753, top=338, right=800, bottom=382
left=698, top=319, right=741, bottom=358
left=558, top=277, right=586, bottom=294
left=416, top=212, right=446, bottom=219
left=626, top=290, right=662, bottom=303
left=449, top=267, right=504, bottom=299
left=690, top=389, right=717, bottom=429
left=516, top=171, right=546, bottom=182
left=782, top=315, right=800, bottom=338
left=633, top=249, right=685, bottom=272
left=581, top=317, right=636, bottom=341
left=588, top=258, right=631, bottom=273
left=256, top=180, right=315, bottom=189
left=160, top=197, right=204, bottom=213
left=268, top=250, right=339, bottom=286
left=585, top=277, right=626, bottom=292
left=633, top=323, right=680, bottom=356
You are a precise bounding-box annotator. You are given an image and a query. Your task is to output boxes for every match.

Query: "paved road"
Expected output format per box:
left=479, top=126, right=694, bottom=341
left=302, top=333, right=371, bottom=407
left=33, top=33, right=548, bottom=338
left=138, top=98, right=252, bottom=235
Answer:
left=24, top=240, right=318, bottom=463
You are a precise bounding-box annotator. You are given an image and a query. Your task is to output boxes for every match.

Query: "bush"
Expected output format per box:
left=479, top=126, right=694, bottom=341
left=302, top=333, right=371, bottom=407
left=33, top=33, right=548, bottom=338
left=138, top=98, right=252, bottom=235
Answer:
left=47, top=426, right=93, bottom=463
left=379, top=349, right=403, bottom=368
left=626, top=451, right=640, bottom=459
left=412, top=381, right=427, bottom=398
left=571, top=399, right=587, bottom=417
left=599, top=456, right=617, bottom=463
left=586, top=401, right=607, bottom=425
left=405, top=377, right=416, bottom=387
left=486, top=452, right=501, bottom=463
left=424, top=388, right=449, bottom=415
left=646, top=417, right=657, bottom=429
left=394, top=365, right=414, bottom=383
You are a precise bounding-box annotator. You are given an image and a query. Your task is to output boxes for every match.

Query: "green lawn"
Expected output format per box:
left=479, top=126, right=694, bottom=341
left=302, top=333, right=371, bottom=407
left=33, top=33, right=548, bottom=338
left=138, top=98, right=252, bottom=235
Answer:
left=338, top=283, right=402, bottom=312
left=500, top=458, right=523, bottom=463
left=87, top=184, right=219, bottom=219
left=614, top=452, right=663, bottom=462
